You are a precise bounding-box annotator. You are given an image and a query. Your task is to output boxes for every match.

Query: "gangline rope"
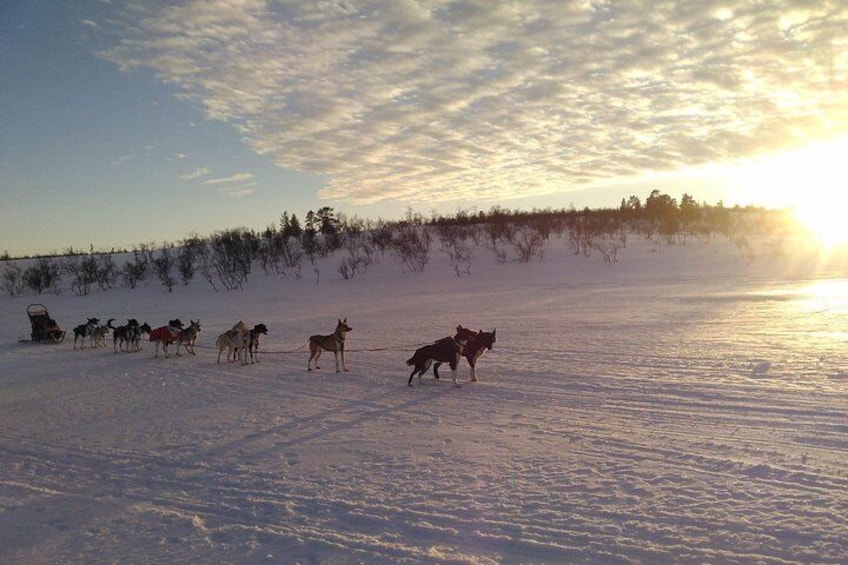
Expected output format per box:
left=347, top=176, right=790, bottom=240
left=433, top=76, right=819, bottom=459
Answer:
left=189, top=340, right=431, bottom=355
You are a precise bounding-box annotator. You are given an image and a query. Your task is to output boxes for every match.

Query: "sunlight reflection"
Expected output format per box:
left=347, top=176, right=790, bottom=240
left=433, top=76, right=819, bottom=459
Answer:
left=794, top=279, right=848, bottom=314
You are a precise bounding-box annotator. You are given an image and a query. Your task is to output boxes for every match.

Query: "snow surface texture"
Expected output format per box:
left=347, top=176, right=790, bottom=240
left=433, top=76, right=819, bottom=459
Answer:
left=1, top=236, right=847, bottom=564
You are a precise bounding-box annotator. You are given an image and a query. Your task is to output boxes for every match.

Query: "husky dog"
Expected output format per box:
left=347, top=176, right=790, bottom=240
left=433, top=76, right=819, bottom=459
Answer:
left=108, top=318, right=139, bottom=353
left=407, top=333, right=464, bottom=388
left=231, top=323, right=268, bottom=364
left=176, top=319, right=201, bottom=356
left=431, top=325, right=478, bottom=380
left=307, top=318, right=352, bottom=372
left=463, top=329, right=497, bottom=381
left=132, top=322, right=152, bottom=352
left=216, top=321, right=250, bottom=364
left=91, top=319, right=112, bottom=348
left=149, top=319, right=183, bottom=358
left=235, top=323, right=268, bottom=364
left=72, top=317, right=100, bottom=349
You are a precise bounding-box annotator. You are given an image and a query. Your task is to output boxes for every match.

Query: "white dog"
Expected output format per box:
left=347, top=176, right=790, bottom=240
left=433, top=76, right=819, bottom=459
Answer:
left=215, top=321, right=250, bottom=364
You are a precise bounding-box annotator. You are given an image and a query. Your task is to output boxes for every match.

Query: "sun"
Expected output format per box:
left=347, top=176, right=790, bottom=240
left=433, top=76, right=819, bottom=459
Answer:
left=784, top=136, right=848, bottom=247
left=738, top=135, right=848, bottom=248
left=792, top=197, right=848, bottom=248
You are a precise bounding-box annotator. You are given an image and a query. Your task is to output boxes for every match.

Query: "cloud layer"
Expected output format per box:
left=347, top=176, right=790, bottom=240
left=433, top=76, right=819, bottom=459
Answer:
left=100, top=0, right=848, bottom=206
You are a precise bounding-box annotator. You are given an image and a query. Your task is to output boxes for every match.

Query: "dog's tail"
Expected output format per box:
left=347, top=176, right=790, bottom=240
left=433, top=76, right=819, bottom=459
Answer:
left=406, top=354, right=416, bottom=366
left=106, top=318, right=116, bottom=330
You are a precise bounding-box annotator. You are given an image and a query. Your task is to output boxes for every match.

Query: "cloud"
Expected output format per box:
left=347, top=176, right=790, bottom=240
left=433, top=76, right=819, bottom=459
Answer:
left=99, top=0, right=848, bottom=206
left=113, top=153, right=137, bottom=165
left=180, top=167, right=210, bottom=180
left=202, top=172, right=254, bottom=185
left=219, top=183, right=257, bottom=198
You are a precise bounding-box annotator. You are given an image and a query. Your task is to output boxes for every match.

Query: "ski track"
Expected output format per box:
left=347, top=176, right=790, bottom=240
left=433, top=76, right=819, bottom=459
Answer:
left=1, top=237, right=847, bottom=564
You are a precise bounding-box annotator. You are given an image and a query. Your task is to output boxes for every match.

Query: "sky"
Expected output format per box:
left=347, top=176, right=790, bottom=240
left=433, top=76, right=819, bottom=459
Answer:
left=1, top=1, right=846, bottom=257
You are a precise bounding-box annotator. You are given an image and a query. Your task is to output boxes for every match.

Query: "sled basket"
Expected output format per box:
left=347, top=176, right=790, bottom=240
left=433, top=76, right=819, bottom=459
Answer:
left=26, top=303, right=66, bottom=343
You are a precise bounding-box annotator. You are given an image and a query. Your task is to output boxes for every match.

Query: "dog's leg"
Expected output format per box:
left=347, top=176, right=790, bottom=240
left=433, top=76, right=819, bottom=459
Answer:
left=420, top=359, right=432, bottom=385
left=469, top=357, right=478, bottom=381
left=408, top=360, right=429, bottom=387
left=308, top=347, right=321, bottom=371
left=433, top=362, right=441, bottom=379
left=450, top=357, right=461, bottom=387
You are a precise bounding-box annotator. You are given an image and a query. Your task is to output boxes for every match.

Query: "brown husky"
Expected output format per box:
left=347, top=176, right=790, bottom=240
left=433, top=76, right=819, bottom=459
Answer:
left=176, top=319, right=202, bottom=356
left=307, top=318, right=352, bottom=372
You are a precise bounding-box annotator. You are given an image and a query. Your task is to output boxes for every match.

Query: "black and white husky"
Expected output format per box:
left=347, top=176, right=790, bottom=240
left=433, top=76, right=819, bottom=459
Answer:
left=407, top=326, right=496, bottom=387
left=108, top=318, right=139, bottom=353
left=462, top=329, right=496, bottom=382
left=431, top=325, right=477, bottom=380
left=72, top=317, right=100, bottom=349
left=91, top=319, right=112, bottom=348
left=407, top=325, right=476, bottom=388
left=245, top=323, right=268, bottom=364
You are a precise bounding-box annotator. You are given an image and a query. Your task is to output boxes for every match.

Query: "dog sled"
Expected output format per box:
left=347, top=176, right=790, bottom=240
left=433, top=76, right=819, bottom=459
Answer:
left=26, top=303, right=66, bottom=343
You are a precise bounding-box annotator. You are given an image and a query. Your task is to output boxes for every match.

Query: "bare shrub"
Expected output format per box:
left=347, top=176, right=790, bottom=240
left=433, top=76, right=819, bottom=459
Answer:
left=64, top=254, right=98, bottom=296
left=337, top=236, right=375, bottom=280
left=436, top=223, right=474, bottom=276
left=591, top=233, right=627, bottom=266
left=23, top=257, right=61, bottom=294
left=370, top=220, right=394, bottom=256
left=93, top=253, right=119, bottom=290
left=257, top=229, right=283, bottom=275
left=566, top=218, right=594, bottom=257
left=391, top=224, right=431, bottom=273
left=280, top=235, right=303, bottom=268
left=1, top=263, right=24, bottom=296
left=193, top=240, right=219, bottom=291
left=177, top=236, right=207, bottom=285
left=209, top=229, right=253, bottom=290
left=482, top=220, right=514, bottom=263
left=512, top=224, right=547, bottom=263
left=152, top=246, right=176, bottom=292
left=122, top=246, right=152, bottom=289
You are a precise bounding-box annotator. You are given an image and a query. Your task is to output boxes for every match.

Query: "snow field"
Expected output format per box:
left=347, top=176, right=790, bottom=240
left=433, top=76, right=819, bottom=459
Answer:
left=1, top=235, right=846, bottom=563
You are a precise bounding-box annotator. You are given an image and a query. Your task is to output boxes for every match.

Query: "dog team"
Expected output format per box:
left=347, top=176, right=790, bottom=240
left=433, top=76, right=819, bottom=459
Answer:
left=68, top=315, right=495, bottom=386
left=72, top=317, right=151, bottom=352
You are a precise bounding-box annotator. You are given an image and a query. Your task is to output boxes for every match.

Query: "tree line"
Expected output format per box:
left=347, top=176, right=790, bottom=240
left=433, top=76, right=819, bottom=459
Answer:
left=1, top=191, right=792, bottom=297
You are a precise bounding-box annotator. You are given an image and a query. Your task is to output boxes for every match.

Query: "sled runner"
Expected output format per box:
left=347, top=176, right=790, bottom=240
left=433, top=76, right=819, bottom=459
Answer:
left=26, top=303, right=66, bottom=343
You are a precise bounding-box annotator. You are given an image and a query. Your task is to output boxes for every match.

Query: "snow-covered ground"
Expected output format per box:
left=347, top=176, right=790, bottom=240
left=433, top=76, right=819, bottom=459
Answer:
left=1, top=234, right=847, bottom=564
